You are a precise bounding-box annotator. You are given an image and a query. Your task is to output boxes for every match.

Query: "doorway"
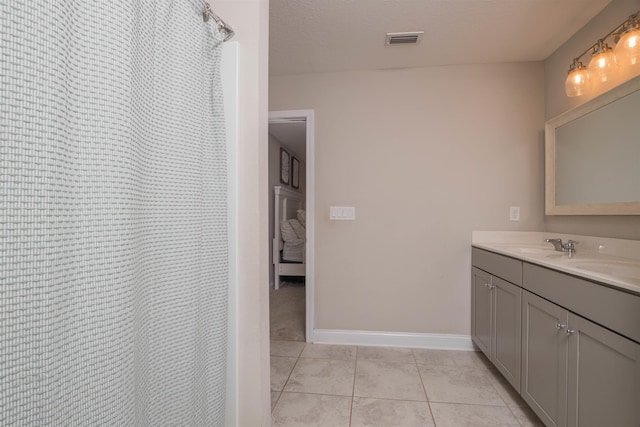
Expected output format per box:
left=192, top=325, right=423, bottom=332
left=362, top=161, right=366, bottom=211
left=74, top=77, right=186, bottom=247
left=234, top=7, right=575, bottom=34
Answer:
left=268, top=110, right=315, bottom=343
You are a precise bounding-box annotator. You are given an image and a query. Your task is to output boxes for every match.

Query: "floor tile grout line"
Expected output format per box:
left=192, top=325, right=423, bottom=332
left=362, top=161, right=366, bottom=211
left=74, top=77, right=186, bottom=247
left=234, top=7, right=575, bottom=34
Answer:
left=272, top=391, right=282, bottom=414
left=504, top=403, right=543, bottom=427
left=278, top=390, right=358, bottom=399
left=347, top=398, right=516, bottom=407
left=348, top=346, right=359, bottom=427
left=413, top=348, right=438, bottom=426
left=429, top=401, right=518, bottom=408
left=349, top=395, right=444, bottom=404
left=277, top=350, right=303, bottom=397
left=362, top=398, right=431, bottom=406
left=279, top=356, right=358, bottom=398
left=425, top=397, right=507, bottom=408
left=485, top=368, right=520, bottom=411
left=484, top=371, right=531, bottom=410
left=505, top=405, right=526, bottom=427
left=270, top=355, right=300, bottom=396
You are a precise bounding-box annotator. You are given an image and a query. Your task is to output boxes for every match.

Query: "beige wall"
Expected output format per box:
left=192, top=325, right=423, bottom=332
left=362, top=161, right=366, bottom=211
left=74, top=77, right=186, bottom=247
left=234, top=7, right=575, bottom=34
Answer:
left=270, top=63, right=545, bottom=335
left=214, top=0, right=271, bottom=426
left=544, top=0, right=640, bottom=240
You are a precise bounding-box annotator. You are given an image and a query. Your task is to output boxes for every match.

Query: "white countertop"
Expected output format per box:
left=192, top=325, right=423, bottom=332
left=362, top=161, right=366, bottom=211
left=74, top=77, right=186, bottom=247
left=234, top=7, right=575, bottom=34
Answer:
left=472, top=231, right=640, bottom=295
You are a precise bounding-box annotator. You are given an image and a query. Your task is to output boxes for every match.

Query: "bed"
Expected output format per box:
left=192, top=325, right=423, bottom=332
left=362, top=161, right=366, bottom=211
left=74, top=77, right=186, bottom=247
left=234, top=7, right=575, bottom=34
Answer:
left=273, top=186, right=306, bottom=290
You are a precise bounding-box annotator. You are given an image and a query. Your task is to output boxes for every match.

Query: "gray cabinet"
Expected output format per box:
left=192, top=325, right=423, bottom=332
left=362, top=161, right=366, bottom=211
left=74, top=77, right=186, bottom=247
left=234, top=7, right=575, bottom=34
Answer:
left=566, top=313, right=640, bottom=427
left=522, top=290, right=640, bottom=427
left=521, top=291, right=568, bottom=427
left=471, top=267, right=492, bottom=356
left=472, top=247, right=640, bottom=427
left=471, top=256, right=522, bottom=391
left=492, top=276, right=521, bottom=391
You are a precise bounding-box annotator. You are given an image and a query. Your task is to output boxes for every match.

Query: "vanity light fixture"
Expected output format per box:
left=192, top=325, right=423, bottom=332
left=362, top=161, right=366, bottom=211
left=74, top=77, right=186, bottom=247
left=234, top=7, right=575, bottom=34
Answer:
left=565, top=60, right=590, bottom=97
left=615, top=16, right=640, bottom=66
left=565, top=11, right=640, bottom=97
left=587, top=40, right=617, bottom=84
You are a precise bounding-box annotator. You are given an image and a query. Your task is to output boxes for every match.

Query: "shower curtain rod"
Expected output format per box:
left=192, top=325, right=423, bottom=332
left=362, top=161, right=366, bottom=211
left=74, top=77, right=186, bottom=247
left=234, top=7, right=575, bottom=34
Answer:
left=203, top=1, right=235, bottom=42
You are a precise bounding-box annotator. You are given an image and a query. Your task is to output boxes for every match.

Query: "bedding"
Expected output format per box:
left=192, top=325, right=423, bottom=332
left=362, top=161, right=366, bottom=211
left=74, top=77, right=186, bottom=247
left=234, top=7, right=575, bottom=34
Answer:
left=296, top=209, right=306, bottom=227
left=280, top=220, right=299, bottom=242
left=273, top=186, right=306, bottom=289
left=282, top=239, right=304, bottom=262
left=280, top=219, right=305, bottom=262
left=289, top=219, right=305, bottom=240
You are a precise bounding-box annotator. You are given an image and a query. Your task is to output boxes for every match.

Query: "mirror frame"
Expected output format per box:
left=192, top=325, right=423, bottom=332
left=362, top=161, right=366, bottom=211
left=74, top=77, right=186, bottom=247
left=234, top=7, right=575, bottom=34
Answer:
left=545, top=74, right=640, bottom=215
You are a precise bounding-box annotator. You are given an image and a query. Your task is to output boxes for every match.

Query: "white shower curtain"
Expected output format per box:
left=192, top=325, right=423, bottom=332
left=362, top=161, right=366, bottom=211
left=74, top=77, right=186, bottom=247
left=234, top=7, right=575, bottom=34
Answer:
left=1, top=1, right=228, bottom=425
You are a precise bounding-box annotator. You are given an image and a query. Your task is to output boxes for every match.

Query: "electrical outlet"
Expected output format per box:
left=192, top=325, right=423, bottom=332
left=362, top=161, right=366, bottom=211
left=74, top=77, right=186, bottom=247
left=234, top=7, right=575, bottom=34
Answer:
left=509, top=206, right=520, bottom=221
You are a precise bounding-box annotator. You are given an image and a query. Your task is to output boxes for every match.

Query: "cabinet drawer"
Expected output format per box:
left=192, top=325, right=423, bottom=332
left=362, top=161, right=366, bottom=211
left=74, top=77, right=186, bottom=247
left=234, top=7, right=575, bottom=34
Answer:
left=472, top=247, right=522, bottom=286
left=523, top=262, right=640, bottom=344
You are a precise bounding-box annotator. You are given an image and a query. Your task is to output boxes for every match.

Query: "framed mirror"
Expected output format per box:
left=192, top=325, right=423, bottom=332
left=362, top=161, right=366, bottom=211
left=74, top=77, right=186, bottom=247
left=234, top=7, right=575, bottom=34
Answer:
left=545, top=74, right=640, bottom=215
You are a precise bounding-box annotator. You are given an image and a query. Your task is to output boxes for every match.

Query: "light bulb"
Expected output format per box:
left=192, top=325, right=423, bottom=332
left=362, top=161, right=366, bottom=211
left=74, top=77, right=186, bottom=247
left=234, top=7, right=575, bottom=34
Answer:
left=587, top=43, right=617, bottom=83
left=564, top=62, right=590, bottom=97
left=615, top=25, right=640, bottom=66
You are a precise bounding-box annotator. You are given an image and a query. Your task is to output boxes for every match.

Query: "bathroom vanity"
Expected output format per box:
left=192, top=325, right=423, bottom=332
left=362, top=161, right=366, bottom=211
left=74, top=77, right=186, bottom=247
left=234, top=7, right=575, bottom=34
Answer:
left=471, top=232, right=640, bottom=427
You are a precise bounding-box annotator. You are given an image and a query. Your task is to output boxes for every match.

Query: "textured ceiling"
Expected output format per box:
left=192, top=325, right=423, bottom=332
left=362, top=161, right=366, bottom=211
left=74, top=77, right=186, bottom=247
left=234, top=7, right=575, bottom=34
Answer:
left=269, top=0, right=612, bottom=76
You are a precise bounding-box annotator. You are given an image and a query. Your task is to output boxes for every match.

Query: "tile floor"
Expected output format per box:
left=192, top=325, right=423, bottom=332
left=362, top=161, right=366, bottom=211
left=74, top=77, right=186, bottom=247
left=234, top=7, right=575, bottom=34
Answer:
left=268, top=281, right=540, bottom=425
left=270, top=341, right=544, bottom=427
left=270, top=282, right=306, bottom=342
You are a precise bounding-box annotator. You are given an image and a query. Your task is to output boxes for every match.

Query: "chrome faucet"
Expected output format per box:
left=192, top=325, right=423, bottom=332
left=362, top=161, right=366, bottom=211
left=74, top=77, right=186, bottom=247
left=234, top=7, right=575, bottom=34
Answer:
left=545, top=238, right=564, bottom=251
left=545, top=238, right=578, bottom=254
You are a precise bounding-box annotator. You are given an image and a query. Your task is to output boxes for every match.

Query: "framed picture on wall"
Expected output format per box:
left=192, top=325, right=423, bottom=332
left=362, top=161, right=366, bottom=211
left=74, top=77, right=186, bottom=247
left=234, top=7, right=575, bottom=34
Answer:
left=280, top=148, right=290, bottom=185
left=291, top=157, right=300, bottom=189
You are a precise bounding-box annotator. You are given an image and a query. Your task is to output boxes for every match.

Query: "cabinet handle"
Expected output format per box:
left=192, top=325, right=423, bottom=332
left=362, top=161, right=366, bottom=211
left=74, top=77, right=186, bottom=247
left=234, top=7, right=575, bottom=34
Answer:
left=555, top=322, right=566, bottom=330
left=566, top=329, right=576, bottom=336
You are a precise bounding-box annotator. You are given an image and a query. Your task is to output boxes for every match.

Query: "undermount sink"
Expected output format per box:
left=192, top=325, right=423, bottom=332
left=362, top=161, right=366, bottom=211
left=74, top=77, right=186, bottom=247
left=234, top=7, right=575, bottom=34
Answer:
left=494, top=244, right=556, bottom=255
left=566, top=259, right=640, bottom=282
left=513, top=247, right=553, bottom=254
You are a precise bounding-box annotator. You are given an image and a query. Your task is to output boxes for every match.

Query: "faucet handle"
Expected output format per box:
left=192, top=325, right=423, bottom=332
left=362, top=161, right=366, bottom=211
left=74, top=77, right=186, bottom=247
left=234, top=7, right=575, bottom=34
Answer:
left=564, top=240, right=578, bottom=253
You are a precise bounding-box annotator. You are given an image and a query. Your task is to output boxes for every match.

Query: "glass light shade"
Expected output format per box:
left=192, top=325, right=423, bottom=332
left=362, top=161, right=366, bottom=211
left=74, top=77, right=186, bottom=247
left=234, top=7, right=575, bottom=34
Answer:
left=615, top=26, right=640, bottom=66
left=565, top=66, right=590, bottom=97
left=587, top=47, right=617, bottom=83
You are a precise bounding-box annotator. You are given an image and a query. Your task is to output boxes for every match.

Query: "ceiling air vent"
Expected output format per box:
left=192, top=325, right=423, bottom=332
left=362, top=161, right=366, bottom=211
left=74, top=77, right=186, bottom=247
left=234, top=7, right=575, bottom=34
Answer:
left=385, top=31, right=424, bottom=45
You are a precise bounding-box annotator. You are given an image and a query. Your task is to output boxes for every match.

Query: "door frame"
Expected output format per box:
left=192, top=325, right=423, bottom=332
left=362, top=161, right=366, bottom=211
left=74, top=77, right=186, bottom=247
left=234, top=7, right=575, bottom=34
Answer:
left=268, top=109, right=315, bottom=342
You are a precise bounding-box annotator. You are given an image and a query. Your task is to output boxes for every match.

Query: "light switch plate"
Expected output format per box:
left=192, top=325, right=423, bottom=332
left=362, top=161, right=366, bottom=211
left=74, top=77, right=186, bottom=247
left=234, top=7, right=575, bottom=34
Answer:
left=330, top=206, right=356, bottom=220
left=509, top=206, right=520, bottom=221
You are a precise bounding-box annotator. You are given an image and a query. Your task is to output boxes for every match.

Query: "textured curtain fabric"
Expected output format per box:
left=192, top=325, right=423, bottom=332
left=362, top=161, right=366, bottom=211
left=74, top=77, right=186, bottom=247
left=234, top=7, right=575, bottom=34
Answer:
left=1, top=1, right=228, bottom=425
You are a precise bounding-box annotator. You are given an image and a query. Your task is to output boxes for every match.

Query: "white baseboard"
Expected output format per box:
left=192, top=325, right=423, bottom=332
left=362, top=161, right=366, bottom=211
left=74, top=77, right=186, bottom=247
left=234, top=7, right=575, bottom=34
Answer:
left=311, top=329, right=475, bottom=351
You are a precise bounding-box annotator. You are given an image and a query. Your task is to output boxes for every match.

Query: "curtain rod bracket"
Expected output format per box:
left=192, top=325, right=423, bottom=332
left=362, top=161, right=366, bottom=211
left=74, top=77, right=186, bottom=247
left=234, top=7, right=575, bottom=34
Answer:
left=203, top=2, right=235, bottom=42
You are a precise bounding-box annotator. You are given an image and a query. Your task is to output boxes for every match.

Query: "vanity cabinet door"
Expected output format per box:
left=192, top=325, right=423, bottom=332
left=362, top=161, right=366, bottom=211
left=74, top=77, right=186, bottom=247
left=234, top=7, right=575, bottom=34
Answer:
left=522, top=291, right=568, bottom=427
left=492, top=277, right=521, bottom=392
left=471, top=267, right=492, bottom=358
left=566, top=313, right=640, bottom=427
